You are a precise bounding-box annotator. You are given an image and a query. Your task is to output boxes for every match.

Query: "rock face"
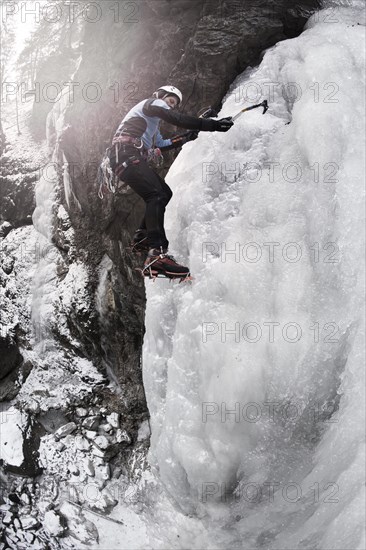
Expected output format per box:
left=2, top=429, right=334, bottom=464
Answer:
left=0, top=329, right=22, bottom=382
left=0, top=150, right=38, bottom=227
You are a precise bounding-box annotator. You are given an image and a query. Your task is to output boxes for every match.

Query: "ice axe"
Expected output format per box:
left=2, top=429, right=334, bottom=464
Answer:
left=232, top=100, right=269, bottom=121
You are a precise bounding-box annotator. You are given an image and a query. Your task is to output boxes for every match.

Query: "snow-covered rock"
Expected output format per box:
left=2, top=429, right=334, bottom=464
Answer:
left=75, top=435, right=90, bottom=452
left=107, top=412, right=120, bottom=429
left=44, top=510, right=65, bottom=536
left=59, top=501, right=98, bottom=544
left=20, top=515, right=39, bottom=530
left=94, top=435, right=109, bottom=450
left=84, top=458, right=95, bottom=477
left=2, top=511, right=13, bottom=525
left=0, top=407, right=26, bottom=467
left=115, top=429, right=131, bottom=444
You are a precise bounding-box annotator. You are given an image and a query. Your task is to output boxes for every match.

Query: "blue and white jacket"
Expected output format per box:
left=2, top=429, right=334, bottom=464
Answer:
left=113, top=97, right=208, bottom=150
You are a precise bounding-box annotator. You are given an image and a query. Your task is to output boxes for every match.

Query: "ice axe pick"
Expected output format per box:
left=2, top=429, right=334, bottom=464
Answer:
left=232, top=100, right=269, bottom=121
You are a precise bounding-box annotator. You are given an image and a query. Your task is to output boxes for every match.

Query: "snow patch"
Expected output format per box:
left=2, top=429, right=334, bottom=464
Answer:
left=0, top=406, right=26, bottom=467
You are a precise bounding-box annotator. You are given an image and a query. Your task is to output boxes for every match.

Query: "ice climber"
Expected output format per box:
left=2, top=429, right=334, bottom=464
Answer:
left=108, top=85, right=233, bottom=279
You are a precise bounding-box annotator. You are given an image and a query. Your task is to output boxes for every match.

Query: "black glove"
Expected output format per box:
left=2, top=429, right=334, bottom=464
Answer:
left=171, top=131, right=199, bottom=148
left=201, top=117, right=233, bottom=132
left=185, top=130, right=199, bottom=142
left=217, top=117, right=234, bottom=131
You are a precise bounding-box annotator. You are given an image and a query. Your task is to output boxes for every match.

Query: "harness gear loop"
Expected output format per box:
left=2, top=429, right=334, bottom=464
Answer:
left=97, top=147, right=116, bottom=199
left=112, top=134, right=144, bottom=149
left=97, top=147, right=140, bottom=200
left=146, top=147, right=164, bottom=168
left=145, top=126, right=164, bottom=168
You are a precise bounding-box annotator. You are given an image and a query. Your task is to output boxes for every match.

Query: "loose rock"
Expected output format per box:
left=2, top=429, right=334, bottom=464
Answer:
left=94, top=435, right=109, bottom=450
left=115, top=429, right=131, bottom=444
left=84, top=430, right=98, bottom=441
left=20, top=515, right=39, bottom=530
left=55, top=422, right=77, bottom=439
left=95, top=463, right=110, bottom=481
left=2, top=511, right=13, bottom=524
left=82, top=416, right=100, bottom=431
left=107, top=412, right=119, bottom=429
left=75, top=435, right=90, bottom=452
left=75, top=407, right=88, bottom=417
left=99, top=423, right=113, bottom=433
left=84, top=459, right=95, bottom=477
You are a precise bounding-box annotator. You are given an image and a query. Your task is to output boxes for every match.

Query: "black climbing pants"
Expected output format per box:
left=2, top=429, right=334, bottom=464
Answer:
left=109, top=144, right=173, bottom=250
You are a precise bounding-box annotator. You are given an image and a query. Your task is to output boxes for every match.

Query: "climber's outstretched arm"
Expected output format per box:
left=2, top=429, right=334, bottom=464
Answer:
left=143, top=101, right=233, bottom=132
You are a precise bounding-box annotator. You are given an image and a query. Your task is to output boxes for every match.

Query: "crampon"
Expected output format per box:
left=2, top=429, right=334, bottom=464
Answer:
left=136, top=267, right=193, bottom=283
left=136, top=251, right=193, bottom=283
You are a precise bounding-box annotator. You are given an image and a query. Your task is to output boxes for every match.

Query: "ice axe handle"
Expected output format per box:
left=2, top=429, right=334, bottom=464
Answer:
left=232, top=100, right=269, bottom=121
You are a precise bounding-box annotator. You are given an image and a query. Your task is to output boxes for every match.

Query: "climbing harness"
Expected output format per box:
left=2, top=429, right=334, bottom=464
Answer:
left=98, top=140, right=141, bottom=199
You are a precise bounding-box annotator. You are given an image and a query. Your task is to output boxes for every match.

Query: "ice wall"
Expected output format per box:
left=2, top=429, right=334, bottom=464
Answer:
left=143, top=4, right=365, bottom=549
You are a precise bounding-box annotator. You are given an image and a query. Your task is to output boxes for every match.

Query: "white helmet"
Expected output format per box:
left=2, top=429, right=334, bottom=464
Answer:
left=154, top=85, right=183, bottom=105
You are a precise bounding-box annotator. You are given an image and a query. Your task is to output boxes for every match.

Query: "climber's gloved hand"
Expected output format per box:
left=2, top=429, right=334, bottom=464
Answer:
left=185, top=130, right=199, bottom=142
left=214, top=117, right=234, bottom=132
left=171, top=131, right=199, bottom=148
left=200, top=116, right=234, bottom=132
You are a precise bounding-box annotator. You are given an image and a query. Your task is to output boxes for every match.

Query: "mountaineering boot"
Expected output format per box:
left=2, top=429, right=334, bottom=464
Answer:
left=142, top=248, right=190, bottom=279
left=130, top=229, right=150, bottom=254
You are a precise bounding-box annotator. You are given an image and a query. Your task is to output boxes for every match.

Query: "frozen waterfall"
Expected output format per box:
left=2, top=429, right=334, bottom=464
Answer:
left=143, top=4, right=365, bottom=549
